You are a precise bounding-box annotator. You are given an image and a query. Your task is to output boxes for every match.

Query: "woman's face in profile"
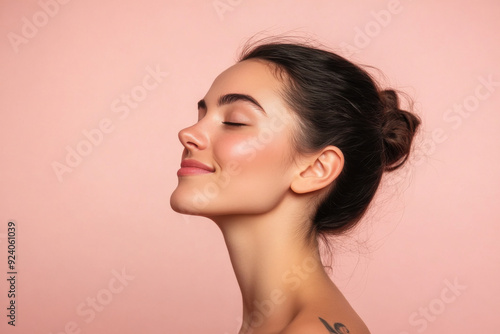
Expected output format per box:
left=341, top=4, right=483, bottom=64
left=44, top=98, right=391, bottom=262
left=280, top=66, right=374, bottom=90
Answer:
left=170, top=59, right=299, bottom=218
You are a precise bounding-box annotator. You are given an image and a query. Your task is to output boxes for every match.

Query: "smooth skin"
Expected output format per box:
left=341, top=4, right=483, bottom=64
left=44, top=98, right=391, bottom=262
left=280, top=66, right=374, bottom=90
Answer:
left=170, top=59, right=370, bottom=334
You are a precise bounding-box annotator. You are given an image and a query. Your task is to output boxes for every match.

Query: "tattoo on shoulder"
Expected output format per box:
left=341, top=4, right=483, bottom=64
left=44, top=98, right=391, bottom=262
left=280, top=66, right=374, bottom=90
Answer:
left=318, top=317, right=350, bottom=334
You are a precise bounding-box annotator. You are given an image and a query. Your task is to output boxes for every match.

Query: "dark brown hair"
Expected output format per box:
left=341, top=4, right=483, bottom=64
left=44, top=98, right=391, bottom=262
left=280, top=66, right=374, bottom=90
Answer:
left=239, top=41, right=420, bottom=238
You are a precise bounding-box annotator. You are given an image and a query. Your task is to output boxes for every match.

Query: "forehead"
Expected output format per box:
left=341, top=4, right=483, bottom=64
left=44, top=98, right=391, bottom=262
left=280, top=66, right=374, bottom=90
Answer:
left=205, top=59, right=284, bottom=104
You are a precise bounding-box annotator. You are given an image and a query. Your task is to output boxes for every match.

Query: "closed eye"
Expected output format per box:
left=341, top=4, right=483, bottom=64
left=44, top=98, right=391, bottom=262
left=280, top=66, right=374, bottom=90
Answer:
left=222, top=122, right=246, bottom=127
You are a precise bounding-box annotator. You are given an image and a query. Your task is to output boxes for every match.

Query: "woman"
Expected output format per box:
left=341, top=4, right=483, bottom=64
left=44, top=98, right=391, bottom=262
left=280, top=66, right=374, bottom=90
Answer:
left=170, top=39, right=420, bottom=333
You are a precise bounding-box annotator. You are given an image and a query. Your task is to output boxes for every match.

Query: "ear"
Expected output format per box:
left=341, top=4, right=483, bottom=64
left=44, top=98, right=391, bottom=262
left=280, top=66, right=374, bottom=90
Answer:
left=290, top=146, right=344, bottom=194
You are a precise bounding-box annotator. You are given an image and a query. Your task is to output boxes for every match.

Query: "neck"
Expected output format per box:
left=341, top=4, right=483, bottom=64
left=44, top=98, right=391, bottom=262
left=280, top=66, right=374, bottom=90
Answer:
left=211, top=195, right=332, bottom=333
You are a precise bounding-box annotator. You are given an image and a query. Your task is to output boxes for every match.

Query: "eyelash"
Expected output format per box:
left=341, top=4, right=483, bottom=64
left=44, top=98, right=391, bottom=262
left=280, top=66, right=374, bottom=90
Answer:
left=222, top=122, right=246, bottom=127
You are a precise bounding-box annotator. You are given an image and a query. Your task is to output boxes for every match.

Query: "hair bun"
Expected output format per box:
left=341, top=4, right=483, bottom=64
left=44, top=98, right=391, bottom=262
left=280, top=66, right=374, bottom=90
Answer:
left=380, top=89, right=421, bottom=171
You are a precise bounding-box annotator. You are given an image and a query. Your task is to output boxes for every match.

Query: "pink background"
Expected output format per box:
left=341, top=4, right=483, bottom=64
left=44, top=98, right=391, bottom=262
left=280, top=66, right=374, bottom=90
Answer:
left=1, top=0, right=499, bottom=333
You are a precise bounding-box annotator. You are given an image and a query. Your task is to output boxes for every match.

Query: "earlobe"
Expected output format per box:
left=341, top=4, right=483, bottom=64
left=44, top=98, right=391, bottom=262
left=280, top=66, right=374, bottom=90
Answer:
left=290, top=146, right=344, bottom=194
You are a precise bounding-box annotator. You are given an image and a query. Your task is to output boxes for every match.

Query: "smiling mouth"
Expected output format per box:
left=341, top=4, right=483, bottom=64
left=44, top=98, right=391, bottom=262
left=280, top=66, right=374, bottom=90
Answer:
left=178, top=159, right=215, bottom=176
left=177, top=167, right=214, bottom=176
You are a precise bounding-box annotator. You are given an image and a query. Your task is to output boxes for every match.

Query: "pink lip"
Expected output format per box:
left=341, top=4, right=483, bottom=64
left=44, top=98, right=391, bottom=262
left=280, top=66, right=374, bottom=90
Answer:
left=177, top=159, right=215, bottom=176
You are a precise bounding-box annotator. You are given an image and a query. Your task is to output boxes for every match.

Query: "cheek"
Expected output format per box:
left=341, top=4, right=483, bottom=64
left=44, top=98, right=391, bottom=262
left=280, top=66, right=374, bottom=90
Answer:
left=215, top=131, right=291, bottom=183
left=216, top=134, right=256, bottom=164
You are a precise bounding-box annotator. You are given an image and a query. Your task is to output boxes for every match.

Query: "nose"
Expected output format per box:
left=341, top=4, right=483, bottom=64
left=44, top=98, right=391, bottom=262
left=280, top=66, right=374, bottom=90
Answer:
left=178, top=122, right=209, bottom=151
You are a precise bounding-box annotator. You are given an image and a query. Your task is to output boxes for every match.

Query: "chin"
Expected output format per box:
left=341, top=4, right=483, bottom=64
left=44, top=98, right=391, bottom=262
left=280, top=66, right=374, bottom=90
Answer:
left=170, top=189, right=205, bottom=216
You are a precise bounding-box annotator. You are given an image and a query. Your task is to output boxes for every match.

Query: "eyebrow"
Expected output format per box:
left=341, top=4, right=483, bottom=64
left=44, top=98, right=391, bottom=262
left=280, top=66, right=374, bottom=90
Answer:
left=197, top=93, right=267, bottom=115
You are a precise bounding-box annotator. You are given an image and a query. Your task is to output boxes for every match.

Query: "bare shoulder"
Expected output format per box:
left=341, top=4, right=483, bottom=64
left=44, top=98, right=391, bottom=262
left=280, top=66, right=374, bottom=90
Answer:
left=280, top=312, right=370, bottom=334
left=278, top=276, right=371, bottom=334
